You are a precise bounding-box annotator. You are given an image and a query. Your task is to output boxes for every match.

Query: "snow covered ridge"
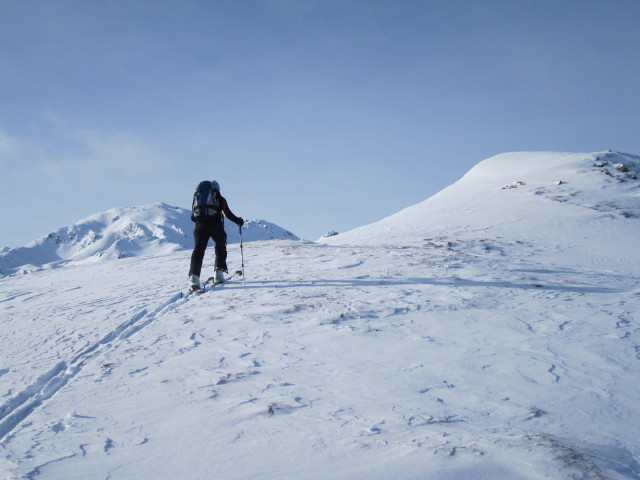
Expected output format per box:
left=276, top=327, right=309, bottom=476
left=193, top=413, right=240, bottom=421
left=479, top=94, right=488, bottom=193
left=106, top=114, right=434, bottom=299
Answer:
left=323, top=150, right=640, bottom=257
left=0, top=203, right=298, bottom=275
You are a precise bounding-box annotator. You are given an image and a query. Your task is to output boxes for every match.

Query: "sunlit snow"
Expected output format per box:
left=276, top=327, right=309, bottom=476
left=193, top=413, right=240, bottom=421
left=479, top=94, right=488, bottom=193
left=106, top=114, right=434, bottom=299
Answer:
left=1, top=151, right=639, bottom=479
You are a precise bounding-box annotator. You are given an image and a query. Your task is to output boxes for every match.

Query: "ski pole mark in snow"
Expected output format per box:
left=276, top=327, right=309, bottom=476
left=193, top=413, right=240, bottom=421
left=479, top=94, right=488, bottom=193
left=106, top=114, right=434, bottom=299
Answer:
left=104, top=438, right=115, bottom=453
left=50, top=421, right=65, bottom=433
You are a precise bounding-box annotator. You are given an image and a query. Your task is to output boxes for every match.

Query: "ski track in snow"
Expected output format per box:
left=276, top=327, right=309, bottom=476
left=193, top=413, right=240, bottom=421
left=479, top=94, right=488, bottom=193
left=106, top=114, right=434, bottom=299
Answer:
left=1, top=237, right=639, bottom=479
left=0, top=280, right=189, bottom=445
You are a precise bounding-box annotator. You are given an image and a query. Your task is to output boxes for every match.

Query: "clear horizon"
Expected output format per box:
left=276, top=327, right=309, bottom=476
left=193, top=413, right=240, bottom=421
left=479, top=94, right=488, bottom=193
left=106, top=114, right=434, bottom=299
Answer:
left=2, top=0, right=640, bottom=248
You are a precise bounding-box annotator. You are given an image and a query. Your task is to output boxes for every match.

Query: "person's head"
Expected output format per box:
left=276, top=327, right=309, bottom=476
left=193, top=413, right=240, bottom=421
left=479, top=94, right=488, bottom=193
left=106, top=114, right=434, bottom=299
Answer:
left=212, top=180, right=220, bottom=191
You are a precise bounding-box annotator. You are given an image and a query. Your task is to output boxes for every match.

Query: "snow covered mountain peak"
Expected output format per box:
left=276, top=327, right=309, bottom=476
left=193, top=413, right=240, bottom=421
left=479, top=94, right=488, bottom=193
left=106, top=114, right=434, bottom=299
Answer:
left=0, top=203, right=298, bottom=275
left=322, top=150, right=640, bottom=273
left=460, top=150, right=639, bottom=186
left=456, top=150, right=640, bottom=222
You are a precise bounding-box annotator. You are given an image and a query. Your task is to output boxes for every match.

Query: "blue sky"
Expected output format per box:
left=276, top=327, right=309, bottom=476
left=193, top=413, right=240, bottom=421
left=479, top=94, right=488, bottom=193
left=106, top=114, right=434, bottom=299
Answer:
left=1, top=0, right=639, bottom=248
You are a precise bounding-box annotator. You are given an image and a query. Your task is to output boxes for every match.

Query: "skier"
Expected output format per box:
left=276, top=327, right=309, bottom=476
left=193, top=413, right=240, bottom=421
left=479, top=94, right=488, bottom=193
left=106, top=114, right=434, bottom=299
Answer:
left=188, top=180, right=244, bottom=291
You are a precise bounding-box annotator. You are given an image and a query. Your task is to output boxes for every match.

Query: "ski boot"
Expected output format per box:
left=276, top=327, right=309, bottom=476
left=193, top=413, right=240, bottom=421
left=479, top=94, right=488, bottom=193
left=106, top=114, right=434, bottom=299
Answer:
left=214, top=269, right=225, bottom=284
left=189, top=275, right=201, bottom=291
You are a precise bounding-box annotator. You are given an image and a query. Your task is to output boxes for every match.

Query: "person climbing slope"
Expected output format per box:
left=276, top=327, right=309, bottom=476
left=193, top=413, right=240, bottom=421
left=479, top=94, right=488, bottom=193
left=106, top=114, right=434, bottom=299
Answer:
left=188, top=180, right=243, bottom=291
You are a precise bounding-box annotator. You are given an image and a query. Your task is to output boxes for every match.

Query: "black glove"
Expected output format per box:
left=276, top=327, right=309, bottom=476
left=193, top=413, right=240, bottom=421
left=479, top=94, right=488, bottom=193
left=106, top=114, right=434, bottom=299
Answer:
left=237, top=217, right=244, bottom=227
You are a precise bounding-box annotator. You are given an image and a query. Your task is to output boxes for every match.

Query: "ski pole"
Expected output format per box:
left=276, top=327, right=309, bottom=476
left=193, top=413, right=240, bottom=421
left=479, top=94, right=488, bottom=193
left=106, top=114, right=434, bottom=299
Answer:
left=239, top=225, right=245, bottom=285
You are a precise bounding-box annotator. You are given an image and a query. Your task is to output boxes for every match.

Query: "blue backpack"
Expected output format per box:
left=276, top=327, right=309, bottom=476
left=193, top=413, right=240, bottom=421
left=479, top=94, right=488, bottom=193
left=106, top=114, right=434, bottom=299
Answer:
left=192, top=181, right=221, bottom=219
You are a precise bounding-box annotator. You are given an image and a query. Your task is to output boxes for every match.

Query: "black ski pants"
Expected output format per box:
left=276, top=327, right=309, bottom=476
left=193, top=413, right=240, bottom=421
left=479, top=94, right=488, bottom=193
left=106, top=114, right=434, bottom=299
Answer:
left=189, top=220, right=228, bottom=278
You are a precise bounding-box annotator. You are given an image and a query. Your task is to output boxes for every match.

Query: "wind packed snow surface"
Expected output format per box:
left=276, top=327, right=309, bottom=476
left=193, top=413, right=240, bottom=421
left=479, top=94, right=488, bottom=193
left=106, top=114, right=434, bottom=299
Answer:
left=1, top=151, right=640, bottom=479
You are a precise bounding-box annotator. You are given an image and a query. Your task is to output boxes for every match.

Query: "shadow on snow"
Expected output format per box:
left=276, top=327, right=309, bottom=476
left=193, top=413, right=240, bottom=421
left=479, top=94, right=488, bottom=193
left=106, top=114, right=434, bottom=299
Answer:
left=231, top=278, right=623, bottom=294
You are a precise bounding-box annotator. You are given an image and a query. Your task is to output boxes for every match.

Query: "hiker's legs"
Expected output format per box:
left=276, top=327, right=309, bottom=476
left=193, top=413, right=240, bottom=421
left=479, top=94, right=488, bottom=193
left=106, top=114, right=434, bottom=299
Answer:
left=189, top=223, right=211, bottom=278
left=212, top=224, right=228, bottom=272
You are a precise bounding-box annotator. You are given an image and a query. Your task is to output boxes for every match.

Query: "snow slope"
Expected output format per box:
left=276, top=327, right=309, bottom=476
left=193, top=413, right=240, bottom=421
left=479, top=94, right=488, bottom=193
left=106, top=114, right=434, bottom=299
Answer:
left=0, top=203, right=298, bottom=276
left=1, top=151, right=639, bottom=479
left=323, top=150, right=640, bottom=273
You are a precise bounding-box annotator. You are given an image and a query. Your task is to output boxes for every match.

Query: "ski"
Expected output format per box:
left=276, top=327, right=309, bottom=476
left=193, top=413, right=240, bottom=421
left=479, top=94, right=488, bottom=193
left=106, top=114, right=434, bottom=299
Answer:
left=183, top=270, right=242, bottom=298
left=206, top=270, right=242, bottom=287
left=184, top=278, right=213, bottom=297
